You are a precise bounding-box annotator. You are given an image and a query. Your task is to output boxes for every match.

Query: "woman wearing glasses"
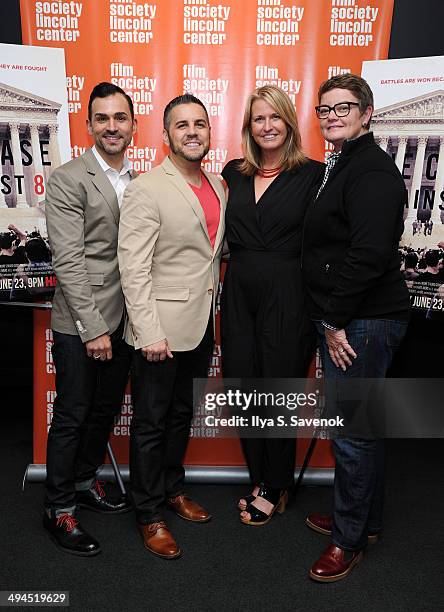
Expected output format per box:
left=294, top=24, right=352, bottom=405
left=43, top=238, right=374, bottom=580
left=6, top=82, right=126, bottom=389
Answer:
left=302, top=74, right=410, bottom=582
left=221, top=85, right=323, bottom=526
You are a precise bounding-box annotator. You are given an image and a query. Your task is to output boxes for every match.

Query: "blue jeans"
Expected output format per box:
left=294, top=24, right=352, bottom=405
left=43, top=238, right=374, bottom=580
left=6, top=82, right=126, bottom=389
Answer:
left=315, top=319, right=408, bottom=551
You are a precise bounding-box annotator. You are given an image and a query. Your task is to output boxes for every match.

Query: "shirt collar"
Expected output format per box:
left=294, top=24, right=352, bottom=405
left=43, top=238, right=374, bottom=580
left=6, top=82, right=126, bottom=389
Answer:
left=339, top=131, right=374, bottom=156
left=91, top=146, right=132, bottom=176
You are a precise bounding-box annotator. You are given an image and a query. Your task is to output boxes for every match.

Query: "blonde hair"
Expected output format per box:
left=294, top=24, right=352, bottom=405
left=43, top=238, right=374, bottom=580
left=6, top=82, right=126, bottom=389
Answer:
left=239, top=85, right=306, bottom=176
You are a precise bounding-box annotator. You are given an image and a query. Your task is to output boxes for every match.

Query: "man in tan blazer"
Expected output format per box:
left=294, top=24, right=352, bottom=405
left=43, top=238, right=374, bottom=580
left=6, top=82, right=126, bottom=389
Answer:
left=44, top=83, right=137, bottom=556
left=118, top=94, right=225, bottom=559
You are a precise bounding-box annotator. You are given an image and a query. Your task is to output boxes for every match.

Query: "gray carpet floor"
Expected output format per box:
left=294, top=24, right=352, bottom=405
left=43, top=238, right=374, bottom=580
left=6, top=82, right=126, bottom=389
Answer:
left=1, top=409, right=443, bottom=612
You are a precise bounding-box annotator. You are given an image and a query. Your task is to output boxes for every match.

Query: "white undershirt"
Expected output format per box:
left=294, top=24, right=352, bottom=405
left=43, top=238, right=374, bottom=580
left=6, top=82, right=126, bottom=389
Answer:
left=91, top=146, right=132, bottom=208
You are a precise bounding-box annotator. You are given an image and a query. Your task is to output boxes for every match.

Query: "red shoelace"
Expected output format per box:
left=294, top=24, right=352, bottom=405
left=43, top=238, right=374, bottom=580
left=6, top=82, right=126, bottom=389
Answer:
left=94, top=480, right=105, bottom=498
left=56, top=513, right=78, bottom=532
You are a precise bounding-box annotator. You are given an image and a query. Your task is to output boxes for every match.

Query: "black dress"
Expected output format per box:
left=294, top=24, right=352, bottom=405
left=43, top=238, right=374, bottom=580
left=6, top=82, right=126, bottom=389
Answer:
left=221, top=158, right=324, bottom=489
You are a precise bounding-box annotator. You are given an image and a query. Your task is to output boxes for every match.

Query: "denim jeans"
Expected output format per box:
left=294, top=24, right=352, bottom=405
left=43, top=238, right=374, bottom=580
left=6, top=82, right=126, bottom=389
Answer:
left=315, top=319, right=408, bottom=551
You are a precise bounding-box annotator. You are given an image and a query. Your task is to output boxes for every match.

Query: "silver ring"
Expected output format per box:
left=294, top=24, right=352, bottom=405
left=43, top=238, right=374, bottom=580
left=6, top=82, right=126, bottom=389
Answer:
left=338, top=349, right=344, bottom=354
left=93, top=354, right=101, bottom=360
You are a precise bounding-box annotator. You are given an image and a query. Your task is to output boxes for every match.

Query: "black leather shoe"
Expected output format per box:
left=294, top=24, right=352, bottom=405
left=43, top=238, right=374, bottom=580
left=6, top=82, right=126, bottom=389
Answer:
left=76, top=481, right=132, bottom=514
left=240, top=485, right=288, bottom=526
left=43, top=512, right=100, bottom=556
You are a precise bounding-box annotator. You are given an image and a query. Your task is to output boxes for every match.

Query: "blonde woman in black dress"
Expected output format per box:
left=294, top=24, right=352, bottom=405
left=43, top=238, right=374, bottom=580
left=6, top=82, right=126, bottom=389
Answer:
left=221, top=85, right=323, bottom=525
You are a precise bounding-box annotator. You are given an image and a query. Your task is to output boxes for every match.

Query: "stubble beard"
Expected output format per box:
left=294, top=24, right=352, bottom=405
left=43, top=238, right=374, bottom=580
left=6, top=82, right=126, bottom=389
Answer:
left=169, top=137, right=209, bottom=163
left=96, top=133, right=130, bottom=157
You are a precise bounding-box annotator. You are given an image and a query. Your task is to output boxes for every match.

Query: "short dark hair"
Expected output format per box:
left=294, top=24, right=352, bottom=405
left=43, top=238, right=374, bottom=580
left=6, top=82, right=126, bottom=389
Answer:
left=163, top=94, right=209, bottom=129
left=425, top=249, right=440, bottom=267
left=25, top=237, right=51, bottom=263
left=405, top=252, right=418, bottom=269
left=318, top=74, right=374, bottom=128
left=88, top=82, right=134, bottom=120
left=0, top=232, right=15, bottom=250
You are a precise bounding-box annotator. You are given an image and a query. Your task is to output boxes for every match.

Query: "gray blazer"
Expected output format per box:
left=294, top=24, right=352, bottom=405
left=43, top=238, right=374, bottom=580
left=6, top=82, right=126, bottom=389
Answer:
left=45, top=148, right=135, bottom=342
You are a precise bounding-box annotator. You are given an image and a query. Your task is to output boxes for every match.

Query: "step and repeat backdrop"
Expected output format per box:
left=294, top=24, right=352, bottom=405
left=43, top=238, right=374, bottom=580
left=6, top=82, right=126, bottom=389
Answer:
left=19, top=0, right=394, bottom=468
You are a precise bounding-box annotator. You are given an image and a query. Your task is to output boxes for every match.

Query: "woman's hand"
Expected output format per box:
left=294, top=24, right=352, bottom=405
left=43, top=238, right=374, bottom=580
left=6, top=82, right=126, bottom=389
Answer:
left=325, top=328, right=357, bottom=371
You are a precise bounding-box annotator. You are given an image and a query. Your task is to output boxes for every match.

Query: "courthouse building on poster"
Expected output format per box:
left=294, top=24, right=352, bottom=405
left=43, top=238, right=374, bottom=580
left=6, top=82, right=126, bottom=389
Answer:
left=373, top=90, right=444, bottom=235
left=0, top=81, right=61, bottom=215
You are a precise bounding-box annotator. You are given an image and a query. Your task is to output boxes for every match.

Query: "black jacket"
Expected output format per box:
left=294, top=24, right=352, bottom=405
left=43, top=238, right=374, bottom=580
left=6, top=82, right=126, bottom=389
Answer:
left=302, top=132, right=410, bottom=329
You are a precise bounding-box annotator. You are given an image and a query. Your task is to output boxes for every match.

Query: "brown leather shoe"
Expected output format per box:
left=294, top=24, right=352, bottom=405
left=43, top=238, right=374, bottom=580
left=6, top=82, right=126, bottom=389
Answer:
left=138, top=522, right=181, bottom=559
left=306, top=513, right=379, bottom=544
left=309, top=544, right=363, bottom=583
left=167, top=495, right=211, bottom=523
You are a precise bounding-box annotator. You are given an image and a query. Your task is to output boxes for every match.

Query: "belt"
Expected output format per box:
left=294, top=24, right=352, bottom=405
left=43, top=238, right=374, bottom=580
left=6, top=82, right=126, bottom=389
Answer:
left=229, top=246, right=300, bottom=263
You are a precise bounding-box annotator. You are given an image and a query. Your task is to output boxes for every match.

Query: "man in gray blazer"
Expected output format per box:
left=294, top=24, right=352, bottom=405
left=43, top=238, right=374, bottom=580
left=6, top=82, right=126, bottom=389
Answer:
left=118, top=94, right=225, bottom=559
left=43, top=83, right=137, bottom=556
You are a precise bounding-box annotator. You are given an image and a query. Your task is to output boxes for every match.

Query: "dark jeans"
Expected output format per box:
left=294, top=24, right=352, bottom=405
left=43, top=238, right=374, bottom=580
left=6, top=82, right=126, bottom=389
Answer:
left=45, top=321, right=133, bottom=510
left=130, top=320, right=213, bottom=524
left=315, top=318, right=407, bottom=551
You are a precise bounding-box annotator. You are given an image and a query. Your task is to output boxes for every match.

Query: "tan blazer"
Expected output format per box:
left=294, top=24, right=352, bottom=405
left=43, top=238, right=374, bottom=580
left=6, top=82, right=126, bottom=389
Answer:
left=118, top=156, right=226, bottom=351
left=45, top=148, right=136, bottom=342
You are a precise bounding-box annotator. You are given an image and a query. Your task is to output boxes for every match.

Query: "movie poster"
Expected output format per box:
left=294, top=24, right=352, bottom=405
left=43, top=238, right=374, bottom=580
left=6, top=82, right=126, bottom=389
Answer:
left=362, top=56, right=444, bottom=320
left=0, top=43, right=70, bottom=303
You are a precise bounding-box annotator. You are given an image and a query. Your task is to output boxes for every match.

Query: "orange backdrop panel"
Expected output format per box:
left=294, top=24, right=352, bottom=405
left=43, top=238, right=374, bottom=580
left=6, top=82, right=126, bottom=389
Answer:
left=25, top=0, right=394, bottom=468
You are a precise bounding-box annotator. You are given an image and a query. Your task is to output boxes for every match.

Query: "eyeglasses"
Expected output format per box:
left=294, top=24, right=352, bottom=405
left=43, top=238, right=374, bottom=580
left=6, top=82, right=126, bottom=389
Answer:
left=315, top=102, right=360, bottom=119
